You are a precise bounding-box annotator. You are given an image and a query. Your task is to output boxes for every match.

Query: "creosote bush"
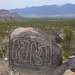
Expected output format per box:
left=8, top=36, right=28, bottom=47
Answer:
left=62, top=26, right=73, bottom=49
left=0, top=17, right=16, bottom=58
left=61, top=26, right=74, bottom=60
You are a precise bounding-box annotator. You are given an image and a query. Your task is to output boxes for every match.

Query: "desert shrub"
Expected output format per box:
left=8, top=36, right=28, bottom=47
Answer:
left=61, top=26, right=75, bottom=60
left=0, top=47, right=8, bottom=58
left=8, top=69, right=20, bottom=75
left=62, top=26, right=73, bottom=49
left=0, top=17, right=15, bottom=58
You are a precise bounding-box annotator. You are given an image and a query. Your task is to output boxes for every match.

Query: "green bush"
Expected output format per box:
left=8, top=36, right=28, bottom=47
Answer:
left=0, top=17, right=15, bottom=58
left=8, top=69, right=20, bottom=75
left=61, top=26, right=75, bottom=60
left=62, top=26, right=73, bottom=49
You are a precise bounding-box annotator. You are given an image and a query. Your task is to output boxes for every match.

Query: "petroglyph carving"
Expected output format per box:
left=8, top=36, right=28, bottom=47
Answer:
left=11, top=37, right=52, bottom=66
left=9, top=27, right=62, bottom=71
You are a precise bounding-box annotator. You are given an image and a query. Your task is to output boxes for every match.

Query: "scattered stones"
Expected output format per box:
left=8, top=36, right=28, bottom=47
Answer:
left=9, top=27, right=62, bottom=74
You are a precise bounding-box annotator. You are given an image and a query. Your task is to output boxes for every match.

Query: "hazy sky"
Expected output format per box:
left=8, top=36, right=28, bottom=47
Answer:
left=0, top=0, right=75, bottom=9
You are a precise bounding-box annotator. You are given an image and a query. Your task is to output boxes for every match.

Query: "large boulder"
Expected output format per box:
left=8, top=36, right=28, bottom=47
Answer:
left=50, top=30, right=64, bottom=44
left=9, top=27, right=62, bottom=74
left=52, top=57, right=75, bottom=75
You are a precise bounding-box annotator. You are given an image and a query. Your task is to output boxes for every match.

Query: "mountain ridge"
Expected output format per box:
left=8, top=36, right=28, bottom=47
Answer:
left=9, top=3, right=75, bottom=17
left=0, top=9, right=23, bottom=18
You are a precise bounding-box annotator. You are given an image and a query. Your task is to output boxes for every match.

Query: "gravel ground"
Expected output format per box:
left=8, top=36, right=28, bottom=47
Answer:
left=0, top=59, right=8, bottom=75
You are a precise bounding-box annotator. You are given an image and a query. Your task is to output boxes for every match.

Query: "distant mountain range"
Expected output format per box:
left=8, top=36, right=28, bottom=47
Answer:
left=0, top=9, right=23, bottom=18
left=8, top=3, right=75, bottom=18
left=0, top=3, right=75, bottom=18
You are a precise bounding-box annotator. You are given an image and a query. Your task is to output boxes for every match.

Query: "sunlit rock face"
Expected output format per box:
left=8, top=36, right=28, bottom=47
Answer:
left=9, top=27, right=62, bottom=74
left=64, top=69, right=75, bottom=75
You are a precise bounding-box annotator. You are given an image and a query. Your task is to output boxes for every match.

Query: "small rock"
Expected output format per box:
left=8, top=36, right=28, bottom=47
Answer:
left=64, top=69, right=75, bottom=75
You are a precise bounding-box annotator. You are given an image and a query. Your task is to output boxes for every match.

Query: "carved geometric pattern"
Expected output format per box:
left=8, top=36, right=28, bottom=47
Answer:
left=11, top=37, right=52, bottom=67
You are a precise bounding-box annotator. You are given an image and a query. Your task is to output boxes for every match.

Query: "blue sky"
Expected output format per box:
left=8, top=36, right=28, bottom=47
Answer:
left=0, top=0, right=75, bottom=9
